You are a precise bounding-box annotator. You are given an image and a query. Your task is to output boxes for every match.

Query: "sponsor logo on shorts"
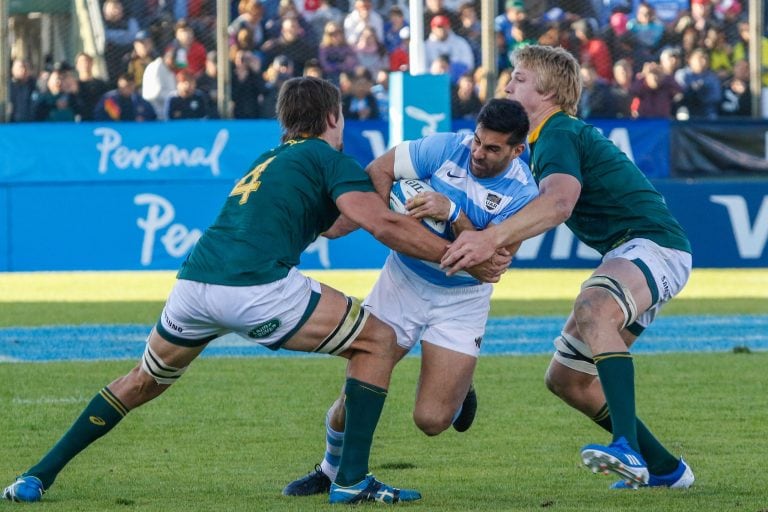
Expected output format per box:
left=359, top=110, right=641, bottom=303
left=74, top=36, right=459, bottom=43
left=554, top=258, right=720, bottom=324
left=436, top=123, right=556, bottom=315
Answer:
left=485, top=193, right=501, bottom=210
left=248, top=318, right=281, bottom=338
left=89, top=416, right=106, bottom=426
left=474, top=336, right=483, bottom=348
left=164, top=311, right=183, bottom=333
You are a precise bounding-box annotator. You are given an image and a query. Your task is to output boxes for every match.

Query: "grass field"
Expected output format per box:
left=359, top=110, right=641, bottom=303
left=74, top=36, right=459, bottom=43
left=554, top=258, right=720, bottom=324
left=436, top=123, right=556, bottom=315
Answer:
left=1, top=269, right=767, bottom=511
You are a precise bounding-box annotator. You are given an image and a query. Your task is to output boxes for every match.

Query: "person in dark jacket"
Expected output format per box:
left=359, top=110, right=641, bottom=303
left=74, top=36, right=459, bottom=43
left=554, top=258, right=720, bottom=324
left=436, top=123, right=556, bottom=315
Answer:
left=94, top=73, right=157, bottom=121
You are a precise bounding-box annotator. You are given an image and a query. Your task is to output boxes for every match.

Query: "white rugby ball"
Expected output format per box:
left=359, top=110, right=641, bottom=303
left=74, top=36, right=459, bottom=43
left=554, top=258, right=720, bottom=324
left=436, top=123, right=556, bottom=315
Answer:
left=389, top=179, right=448, bottom=236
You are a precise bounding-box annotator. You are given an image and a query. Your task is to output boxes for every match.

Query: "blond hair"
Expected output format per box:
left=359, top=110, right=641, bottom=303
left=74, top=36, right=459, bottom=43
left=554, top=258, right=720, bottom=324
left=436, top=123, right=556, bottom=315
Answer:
left=512, top=45, right=581, bottom=116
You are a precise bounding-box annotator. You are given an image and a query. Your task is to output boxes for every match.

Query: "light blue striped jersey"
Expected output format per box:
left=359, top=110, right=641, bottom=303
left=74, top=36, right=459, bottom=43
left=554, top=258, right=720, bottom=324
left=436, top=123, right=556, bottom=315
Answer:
left=393, top=132, right=539, bottom=287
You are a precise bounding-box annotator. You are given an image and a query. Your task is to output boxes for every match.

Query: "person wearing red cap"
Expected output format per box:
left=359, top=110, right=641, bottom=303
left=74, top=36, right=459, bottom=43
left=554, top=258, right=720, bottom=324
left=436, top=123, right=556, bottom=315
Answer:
left=425, top=14, right=475, bottom=82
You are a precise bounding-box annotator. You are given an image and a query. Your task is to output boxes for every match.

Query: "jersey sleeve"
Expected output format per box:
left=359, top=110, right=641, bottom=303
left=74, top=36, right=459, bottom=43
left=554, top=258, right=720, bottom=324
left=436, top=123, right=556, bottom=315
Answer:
left=327, top=152, right=376, bottom=201
left=534, top=129, right=583, bottom=184
left=399, top=133, right=463, bottom=180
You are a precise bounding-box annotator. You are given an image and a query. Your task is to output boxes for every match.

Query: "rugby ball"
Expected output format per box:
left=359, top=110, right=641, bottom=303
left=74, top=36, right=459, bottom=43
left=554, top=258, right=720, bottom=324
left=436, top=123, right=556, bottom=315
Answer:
left=389, top=179, right=448, bottom=236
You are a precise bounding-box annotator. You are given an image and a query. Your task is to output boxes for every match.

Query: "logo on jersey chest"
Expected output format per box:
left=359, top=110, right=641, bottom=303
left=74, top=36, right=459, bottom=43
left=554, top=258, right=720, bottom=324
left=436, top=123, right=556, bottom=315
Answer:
left=485, top=193, right=501, bottom=211
left=248, top=318, right=281, bottom=338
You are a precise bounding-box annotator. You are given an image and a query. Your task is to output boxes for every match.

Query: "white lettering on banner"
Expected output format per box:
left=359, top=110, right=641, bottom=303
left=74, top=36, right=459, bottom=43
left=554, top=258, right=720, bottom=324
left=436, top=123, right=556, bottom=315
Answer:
left=516, top=225, right=601, bottom=260
left=95, top=128, right=229, bottom=176
left=361, top=130, right=387, bottom=158
left=710, top=195, right=768, bottom=258
left=304, top=237, right=331, bottom=268
left=135, top=193, right=202, bottom=266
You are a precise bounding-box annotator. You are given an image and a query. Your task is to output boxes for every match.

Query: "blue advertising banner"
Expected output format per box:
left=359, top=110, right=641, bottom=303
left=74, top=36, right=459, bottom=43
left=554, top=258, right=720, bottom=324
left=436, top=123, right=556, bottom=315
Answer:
left=0, top=120, right=281, bottom=183
left=3, top=119, right=760, bottom=271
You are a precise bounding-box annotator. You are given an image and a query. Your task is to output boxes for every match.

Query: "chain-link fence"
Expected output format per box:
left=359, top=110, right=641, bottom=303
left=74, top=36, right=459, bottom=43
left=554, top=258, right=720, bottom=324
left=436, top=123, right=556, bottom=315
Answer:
left=2, top=0, right=766, bottom=122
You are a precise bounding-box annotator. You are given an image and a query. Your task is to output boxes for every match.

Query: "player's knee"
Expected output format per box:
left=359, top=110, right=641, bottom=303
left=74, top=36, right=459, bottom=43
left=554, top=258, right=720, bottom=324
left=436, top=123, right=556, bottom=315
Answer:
left=413, top=409, right=451, bottom=436
left=544, top=364, right=567, bottom=398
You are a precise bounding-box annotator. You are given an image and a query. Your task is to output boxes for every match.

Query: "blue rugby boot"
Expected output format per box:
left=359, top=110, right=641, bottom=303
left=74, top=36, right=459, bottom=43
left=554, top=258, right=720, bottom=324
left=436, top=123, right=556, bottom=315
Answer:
left=3, top=476, right=45, bottom=502
left=282, top=464, right=331, bottom=496
left=581, top=437, right=649, bottom=488
left=329, top=474, right=421, bottom=504
left=611, top=458, right=694, bottom=489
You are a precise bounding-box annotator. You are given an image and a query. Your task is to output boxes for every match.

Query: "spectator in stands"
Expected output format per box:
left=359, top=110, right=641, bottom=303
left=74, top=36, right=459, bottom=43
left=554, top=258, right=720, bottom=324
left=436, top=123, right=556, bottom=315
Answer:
left=166, top=69, right=217, bottom=119
left=602, top=11, right=640, bottom=65
left=732, top=20, right=768, bottom=87
left=32, top=66, right=83, bottom=122
left=424, top=15, right=475, bottom=81
left=630, top=60, right=682, bottom=118
left=674, top=47, right=721, bottom=119
left=303, top=58, right=325, bottom=78
left=94, top=73, right=157, bottom=121
left=342, top=67, right=380, bottom=120
left=319, top=20, right=359, bottom=85
left=228, top=0, right=267, bottom=51
left=494, top=68, right=512, bottom=99
left=389, top=26, right=409, bottom=71
left=703, top=25, right=733, bottom=80
left=659, top=45, right=683, bottom=76
left=197, top=51, right=219, bottom=103
left=260, top=54, right=294, bottom=118
left=627, top=2, right=665, bottom=61
left=8, top=59, right=37, bottom=122
left=507, top=18, right=538, bottom=60
left=578, top=63, right=616, bottom=118
left=456, top=2, right=482, bottom=66
left=231, top=48, right=265, bottom=119
left=309, top=0, right=345, bottom=44
left=424, top=0, right=460, bottom=33
left=495, top=0, right=527, bottom=51
left=344, top=0, right=384, bottom=46
left=571, top=17, right=613, bottom=82
left=610, top=58, right=634, bottom=117
left=142, top=46, right=178, bottom=120
left=354, top=26, right=389, bottom=77
left=430, top=53, right=452, bottom=77
left=168, top=19, right=207, bottom=78
left=262, top=16, right=317, bottom=75
left=383, top=6, right=408, bottom=53
left=125, top=30, right=157, bottom=89
left=102, top=0, right=140, bottom=84
left=74, top=53, right=109, bottom=122
left=451, top=72, right=482, bottom=119
left=719, top=58, right=751, bottom=116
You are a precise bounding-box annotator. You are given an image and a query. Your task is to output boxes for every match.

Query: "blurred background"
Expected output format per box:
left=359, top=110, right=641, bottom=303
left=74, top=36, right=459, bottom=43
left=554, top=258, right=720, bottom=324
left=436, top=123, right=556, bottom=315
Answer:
left=1, top=0, right=766, bottom=122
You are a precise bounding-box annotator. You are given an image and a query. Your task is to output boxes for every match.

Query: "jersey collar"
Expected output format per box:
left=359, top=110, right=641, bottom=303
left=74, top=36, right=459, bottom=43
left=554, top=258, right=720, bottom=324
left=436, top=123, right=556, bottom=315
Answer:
left=528, top=109, right=561, bottom=145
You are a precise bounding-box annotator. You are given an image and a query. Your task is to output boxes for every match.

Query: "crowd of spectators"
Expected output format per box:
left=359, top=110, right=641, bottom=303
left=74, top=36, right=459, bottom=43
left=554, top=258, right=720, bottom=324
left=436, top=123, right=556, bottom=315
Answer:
left=6, top=0, right=768, bottom=123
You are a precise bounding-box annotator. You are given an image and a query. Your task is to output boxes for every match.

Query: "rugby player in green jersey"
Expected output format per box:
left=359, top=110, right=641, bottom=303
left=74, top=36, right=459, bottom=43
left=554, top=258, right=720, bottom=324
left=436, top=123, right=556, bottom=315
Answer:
left=3, top=77, right=506, bottom=505
left=441, top=45, right=695, bottom=490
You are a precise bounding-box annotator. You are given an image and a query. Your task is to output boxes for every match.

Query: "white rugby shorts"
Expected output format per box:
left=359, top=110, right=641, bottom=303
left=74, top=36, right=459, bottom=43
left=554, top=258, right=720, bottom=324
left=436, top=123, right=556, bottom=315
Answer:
left=554, top=238, right=691, bottom=374
left=364, top=254, right=492, bottom=357
left=157, top=267, right=321, bottom=349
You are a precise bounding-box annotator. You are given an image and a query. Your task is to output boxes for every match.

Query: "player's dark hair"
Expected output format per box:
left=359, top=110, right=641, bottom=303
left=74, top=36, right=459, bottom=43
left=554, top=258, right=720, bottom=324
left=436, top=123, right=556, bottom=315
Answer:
left=476, top=98, right=530, bottom=146
left=277, top=77, right=341, bottom=142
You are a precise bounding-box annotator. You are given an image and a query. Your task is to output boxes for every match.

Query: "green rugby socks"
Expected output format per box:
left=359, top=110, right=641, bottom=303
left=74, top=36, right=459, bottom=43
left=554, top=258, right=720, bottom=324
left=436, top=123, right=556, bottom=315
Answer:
left=333, top=378, right=387, bottom=487
left=594, top=352, right=639, bottom=451
left=25, top=387, right=127, bottom=489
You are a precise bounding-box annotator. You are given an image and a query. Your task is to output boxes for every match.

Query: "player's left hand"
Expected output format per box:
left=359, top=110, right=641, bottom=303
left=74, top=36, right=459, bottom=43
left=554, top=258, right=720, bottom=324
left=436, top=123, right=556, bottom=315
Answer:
left=464, top=247, right=512, bottom=283
left=406, top=192, right=452, bottom=221
left=441, top=229, right=498, bottom=275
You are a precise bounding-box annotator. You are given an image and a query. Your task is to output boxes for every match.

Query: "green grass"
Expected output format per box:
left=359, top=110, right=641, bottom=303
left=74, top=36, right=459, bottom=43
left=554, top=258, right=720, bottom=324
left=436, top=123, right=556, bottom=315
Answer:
left=1, top=269, right=766, bottom=510
left=1, top=354, right=766, bottom=511
left=1, top=268, right=766, bottom=326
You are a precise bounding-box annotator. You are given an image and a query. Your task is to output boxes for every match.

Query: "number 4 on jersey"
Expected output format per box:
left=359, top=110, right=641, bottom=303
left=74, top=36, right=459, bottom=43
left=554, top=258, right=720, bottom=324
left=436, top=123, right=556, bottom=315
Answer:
left=229, top=156, right=275, bottom=205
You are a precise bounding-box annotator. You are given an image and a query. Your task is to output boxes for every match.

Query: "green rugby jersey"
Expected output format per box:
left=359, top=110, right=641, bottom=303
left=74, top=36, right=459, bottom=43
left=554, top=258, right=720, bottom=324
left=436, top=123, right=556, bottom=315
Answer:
left=178, top=137, right=375, bottom=285
left=528, top=111, right=691, bottom=256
